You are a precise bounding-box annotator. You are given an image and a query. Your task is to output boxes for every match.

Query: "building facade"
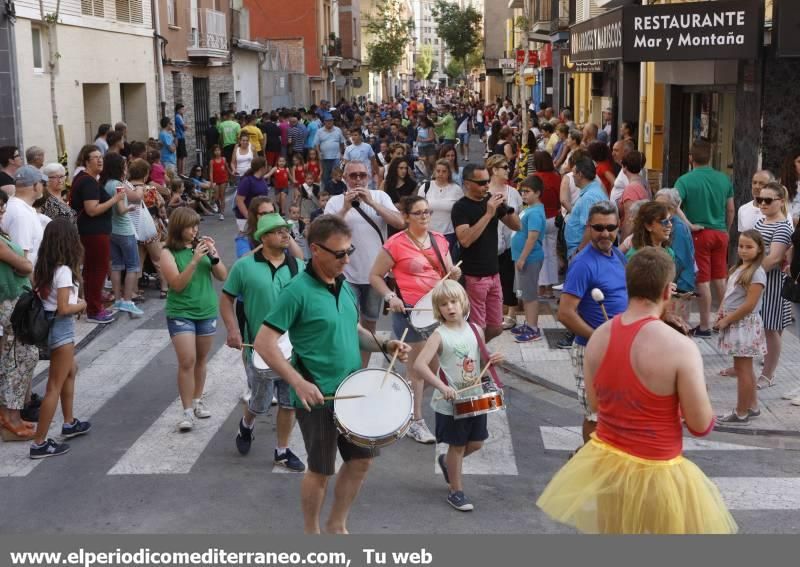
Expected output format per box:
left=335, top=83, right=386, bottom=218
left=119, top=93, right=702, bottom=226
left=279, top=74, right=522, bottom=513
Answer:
left=12, top=0, right=158, bottom=167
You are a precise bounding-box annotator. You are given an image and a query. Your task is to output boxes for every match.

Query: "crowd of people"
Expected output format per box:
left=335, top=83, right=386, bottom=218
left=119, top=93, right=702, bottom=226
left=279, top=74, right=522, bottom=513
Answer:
left=2, top=85, right=800, bottom=533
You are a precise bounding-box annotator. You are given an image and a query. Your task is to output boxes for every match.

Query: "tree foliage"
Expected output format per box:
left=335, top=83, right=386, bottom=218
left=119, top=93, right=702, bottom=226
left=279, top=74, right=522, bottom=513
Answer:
left=365, top=0, right=415, bottom=74
left=431, top=0, right=482, bottom=68
left=444, top=60, right=464, bottom=81
left=415, top=45, right=434, bottom=81
left=465, top=47, right=484, bottom=72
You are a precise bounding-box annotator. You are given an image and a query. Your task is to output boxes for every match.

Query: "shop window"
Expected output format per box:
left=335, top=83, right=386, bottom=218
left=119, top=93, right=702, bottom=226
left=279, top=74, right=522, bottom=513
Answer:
left=31, top=26, right=44, bottom=72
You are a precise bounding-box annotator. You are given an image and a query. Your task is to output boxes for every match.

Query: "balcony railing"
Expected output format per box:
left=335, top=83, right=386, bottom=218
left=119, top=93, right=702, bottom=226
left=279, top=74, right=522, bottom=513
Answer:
left=188, top=8, right=228, bottom=58
left=323, top=36, right=343, bottom=64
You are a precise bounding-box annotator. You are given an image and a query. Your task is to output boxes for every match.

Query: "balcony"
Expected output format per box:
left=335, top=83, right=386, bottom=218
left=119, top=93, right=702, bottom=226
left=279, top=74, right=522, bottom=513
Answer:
left=323, top=36, right=343, bottom=65
left=529, top=0, right=572, bottom=41
left=187, top=9, right=228, bottom=59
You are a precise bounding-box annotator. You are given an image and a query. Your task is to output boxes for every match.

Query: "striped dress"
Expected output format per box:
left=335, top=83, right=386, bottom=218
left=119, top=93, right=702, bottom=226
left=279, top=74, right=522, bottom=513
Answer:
left=754, top=218, right=793, bottom=330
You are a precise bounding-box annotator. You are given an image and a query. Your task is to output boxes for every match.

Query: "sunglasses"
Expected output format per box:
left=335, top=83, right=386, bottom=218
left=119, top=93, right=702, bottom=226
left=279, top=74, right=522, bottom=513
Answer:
left=755, top=197, right=781, bottom=205
left=408, top=210, right=432, bottom=217
left=465, top=178, right=490, bottom=186
left=659, top=217, right=673, bottom=227
left=347, top=172, right=368, bottom=181
left=316, top=243, right=356, bottom=260
left=589, top=224, right=619, bottom=233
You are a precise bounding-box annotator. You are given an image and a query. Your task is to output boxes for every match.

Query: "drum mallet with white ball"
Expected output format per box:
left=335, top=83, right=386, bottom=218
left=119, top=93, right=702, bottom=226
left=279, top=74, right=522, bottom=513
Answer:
left=591, top=288, right=610, bottom=322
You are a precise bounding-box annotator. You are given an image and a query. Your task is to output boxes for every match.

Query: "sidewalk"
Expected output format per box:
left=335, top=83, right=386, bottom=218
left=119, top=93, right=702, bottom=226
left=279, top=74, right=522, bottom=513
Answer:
left=495, top=300, right=800, bottom=437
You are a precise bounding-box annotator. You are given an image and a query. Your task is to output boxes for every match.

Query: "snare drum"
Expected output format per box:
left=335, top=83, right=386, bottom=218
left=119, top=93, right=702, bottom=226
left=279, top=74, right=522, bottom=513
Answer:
left=453, top=388, right=505, bottom=420
left=409, top=291, right=439, bottom=339
left=252, top=333, right=293, bottom=370
left=334, top=368, right=414, bottom=448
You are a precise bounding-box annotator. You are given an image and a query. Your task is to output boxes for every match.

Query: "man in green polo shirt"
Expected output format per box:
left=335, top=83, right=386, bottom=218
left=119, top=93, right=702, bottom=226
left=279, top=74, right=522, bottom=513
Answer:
left=217, top=110, right=241, bottom=164
left=675, top=140, right=734, bottom=338
left=221, top=213, right=306, bottom=471
left=256, top=215, right=410, bottom=535
left=434, top=106, right=456, bottom=145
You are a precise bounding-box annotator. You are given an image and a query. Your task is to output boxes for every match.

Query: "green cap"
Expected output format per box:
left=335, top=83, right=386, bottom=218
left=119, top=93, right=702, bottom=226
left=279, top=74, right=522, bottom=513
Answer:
left=254, top=213, right=290, bottom=241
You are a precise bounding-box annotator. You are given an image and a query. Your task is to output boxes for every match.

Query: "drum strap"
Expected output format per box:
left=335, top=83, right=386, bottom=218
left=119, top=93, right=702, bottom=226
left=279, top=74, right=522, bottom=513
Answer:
left=405, top=230, right=447, bottom=278
left=468, top=322, right=504, bottom=389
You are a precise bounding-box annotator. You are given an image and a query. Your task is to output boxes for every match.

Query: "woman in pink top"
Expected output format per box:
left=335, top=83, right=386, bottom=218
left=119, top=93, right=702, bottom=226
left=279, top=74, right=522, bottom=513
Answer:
left=369, top=195, right=461, bottom=444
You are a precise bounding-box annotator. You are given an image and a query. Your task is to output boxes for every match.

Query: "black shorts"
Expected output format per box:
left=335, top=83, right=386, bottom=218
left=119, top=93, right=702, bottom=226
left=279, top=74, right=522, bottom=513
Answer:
left=435, top=412, right=488, bottom=447
left=223, top=144, right=235, bottom=164
left=296, top=405, right=379, bottom=476
left=177, top=138, right=188, bottom=159
left=498, top=249, right=517, bottom=307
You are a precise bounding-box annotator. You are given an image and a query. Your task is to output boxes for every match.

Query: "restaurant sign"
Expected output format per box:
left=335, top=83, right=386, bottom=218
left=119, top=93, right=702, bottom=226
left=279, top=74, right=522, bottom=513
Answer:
left=623, top=0, right=761, bottom=62
left=570, top=0, right=762, bottom=63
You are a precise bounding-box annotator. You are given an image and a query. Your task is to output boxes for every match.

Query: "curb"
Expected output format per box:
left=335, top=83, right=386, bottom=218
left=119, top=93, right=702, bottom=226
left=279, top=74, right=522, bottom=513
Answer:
left=499, top=361, right=800, bottom=439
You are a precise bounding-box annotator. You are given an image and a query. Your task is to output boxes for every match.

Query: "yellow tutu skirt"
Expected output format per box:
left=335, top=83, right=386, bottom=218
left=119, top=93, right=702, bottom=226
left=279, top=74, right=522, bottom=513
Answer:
left=536, top=435, right=738, bottom=534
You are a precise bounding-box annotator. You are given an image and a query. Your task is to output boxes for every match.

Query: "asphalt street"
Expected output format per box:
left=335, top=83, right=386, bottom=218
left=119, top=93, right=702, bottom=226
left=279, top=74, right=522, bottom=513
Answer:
left=1, top=201, right=800, bottom=534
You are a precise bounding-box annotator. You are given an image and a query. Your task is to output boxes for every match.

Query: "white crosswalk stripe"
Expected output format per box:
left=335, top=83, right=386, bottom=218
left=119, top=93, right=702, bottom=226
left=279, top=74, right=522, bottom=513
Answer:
left=539, top=426, right=768, bottom=452
left=0, top=330, right=170, bottom=477
left=108, top=345, right=243, bottom=475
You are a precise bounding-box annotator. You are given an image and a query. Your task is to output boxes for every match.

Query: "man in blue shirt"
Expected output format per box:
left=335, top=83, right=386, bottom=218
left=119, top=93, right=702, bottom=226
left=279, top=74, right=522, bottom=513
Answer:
left=315, top=113, right=346, bottom=190
left=558, top=200, right=628, bottom=443
left=158, top=116, right=177, bottom=173
left=304, top=109, right=321, bottom=155
left=564, top=158, right=609, bottom=258
left=174, top=103, right=187, bottom=175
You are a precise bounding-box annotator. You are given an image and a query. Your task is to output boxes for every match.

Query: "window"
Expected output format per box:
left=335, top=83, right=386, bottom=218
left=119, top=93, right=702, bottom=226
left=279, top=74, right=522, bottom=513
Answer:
left=81, top=0, right=104, bottom=17
left=116, top=0, right=144, bottom=24
left=167, top=0, right=177, bottom=26
left=31, top=26, right=43, bottom=72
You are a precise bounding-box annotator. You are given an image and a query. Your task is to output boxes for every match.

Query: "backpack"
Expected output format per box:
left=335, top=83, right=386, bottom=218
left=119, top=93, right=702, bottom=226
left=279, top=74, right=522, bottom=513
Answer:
left=10, top=287, right=52, bottom=348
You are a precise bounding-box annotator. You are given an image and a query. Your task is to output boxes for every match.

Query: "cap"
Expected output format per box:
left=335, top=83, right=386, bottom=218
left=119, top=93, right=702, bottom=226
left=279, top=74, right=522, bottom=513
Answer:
left=254, top=213, right=290, bottom=241
left=15, top=165, right=46, bottom=186
left=322, top=112, right=334, bottom=121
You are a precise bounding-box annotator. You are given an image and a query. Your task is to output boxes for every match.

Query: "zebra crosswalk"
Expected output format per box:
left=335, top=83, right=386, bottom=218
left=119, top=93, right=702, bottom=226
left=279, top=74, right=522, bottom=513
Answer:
left=2, top=332, right=798, bottom=515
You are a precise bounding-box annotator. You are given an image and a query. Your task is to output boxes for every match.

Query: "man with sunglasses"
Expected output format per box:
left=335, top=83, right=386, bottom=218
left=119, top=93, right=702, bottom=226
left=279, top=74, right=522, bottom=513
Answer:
left=324, top=161, right=404, bottom=366
left=221, top=213, right=306, bottom=472
left=0, top=146, right=23, bottom=197
left=452, top=163, right=521, bottom=342
left=257, top=215, right=410, bottom=534
left=558, top=201, right=628, bottom=444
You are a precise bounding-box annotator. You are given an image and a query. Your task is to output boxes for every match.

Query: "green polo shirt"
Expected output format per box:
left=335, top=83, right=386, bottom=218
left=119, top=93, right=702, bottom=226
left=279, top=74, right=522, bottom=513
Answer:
left=165, top=248, right=218, bottom=320
left=435, top=114, right=456, bottom=140
left=222, top=251, right=305, bottom=344
left=264, top=263, right=361, bottom=408
left=675, top=165, right=733, bottom=232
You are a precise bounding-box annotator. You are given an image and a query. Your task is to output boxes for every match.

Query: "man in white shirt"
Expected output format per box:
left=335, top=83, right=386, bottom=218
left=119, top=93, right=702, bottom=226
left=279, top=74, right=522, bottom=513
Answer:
left=738, top=170, right=775, bottom=232
left=324, top=162, right=404, bottom=365
left=610, top=139, right=636, bottom=204
left=1, top=165, right=45, bottom=266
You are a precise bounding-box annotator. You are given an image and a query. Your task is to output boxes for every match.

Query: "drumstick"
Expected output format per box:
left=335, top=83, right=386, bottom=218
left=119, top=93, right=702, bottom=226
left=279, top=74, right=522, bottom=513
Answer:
left=439, top=260, right=462, bottom=282
left=323, top=395, right=366, bottom=401
left=454, top=361, right=493, bottom=394
left=380, top=327, right=408, bottom=389
left=243, top=244, right=263, bottom=257
left=404, top=307, right=433, bottom=311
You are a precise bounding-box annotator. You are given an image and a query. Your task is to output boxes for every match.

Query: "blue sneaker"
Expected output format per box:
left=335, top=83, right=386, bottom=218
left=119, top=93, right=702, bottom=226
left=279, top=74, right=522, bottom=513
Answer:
left=447, top=490, right=474, bottom=511
left=510, top=323, right=530, bottom=336
left=61, top=418, right=92, bottom=439
left=275, top=448, right=306, bottom=472
left=515, top=327, right=543, bottom=343
left=119, top=301, right=144, bottom=317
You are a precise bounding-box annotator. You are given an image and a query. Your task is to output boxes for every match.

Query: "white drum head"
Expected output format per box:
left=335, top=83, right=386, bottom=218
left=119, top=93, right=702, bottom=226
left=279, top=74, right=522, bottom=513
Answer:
left=335, top=369, right=413, bottom=438
left=409, top=291, right=437, bottom=330
left=252, top=333, right=292, bottom=370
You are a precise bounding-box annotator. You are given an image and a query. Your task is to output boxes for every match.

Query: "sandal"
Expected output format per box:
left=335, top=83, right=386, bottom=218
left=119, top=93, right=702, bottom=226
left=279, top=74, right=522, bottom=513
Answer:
left=719, top=366, right=737, bottom=377
left=756, top=375, right=775, bottom=390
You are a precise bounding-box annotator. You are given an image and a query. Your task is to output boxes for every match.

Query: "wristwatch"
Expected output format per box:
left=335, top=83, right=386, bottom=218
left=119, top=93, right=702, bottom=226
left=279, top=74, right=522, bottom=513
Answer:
left=384, top=292, right=397, bottom=302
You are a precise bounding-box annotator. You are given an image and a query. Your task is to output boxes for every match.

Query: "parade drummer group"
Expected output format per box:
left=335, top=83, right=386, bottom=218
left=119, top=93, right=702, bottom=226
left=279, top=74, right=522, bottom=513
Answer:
left=226, top=161, right=736, bottom=535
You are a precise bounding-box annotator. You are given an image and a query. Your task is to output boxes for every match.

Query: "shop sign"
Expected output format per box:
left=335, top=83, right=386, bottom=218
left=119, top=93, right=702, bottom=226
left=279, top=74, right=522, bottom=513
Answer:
left=569, top=8, right=624, bottom=62
left=538, top=44, right=553, bottom=69
left=560, top=50, right=604, bottom=74
left=623, top=0, right=761, bottom=62
left=499, top=58, right=516, bottom=70
left=516, top=49, right=540, bottom=67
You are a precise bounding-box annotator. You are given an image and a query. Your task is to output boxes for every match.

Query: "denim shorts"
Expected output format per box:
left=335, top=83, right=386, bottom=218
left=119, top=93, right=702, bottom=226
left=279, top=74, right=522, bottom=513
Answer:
left=349, top=282, right=383, bottom=322
left=166, top=317, right=218, bottom=338
left=457, top=133, right=470, bottom=145
left=244, top=352, right=292, bottom=414
left=46, top=311, right=75, bottom=349
left=110, top=233, right=141, bottom=272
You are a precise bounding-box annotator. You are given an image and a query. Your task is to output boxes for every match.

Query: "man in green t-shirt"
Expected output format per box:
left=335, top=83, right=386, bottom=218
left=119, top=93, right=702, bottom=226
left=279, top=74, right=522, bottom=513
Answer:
left=675, top=140, right=734, bottom=338
left=217, top=110, right=241, bottom=164
left=434, top=105, right=457, bottom=145
left=220, top=213, right=306, bottom=472
left=256, top=215, right=410, bottom=535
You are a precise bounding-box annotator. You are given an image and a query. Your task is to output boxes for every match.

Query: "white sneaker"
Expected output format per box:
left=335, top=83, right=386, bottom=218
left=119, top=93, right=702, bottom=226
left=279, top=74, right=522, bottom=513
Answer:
left=791, top=396, right=800, bottom=407
left=553, top=283, right=564, bottom=291
left=407, top=419, right=436, bottom=444
left=218, top=213, right=225, bottom=221
left=177, top=417, right=193, bottom=432
left=782, top=387, right=800, bottom=400
left=193, top=399, right=211, bottom=419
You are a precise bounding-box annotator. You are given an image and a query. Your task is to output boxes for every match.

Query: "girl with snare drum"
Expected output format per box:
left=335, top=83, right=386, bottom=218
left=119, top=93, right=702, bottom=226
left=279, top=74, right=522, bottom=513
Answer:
left=369, top=196, right=460, bottom=445
left=414, top=280, right=504, bottom=512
